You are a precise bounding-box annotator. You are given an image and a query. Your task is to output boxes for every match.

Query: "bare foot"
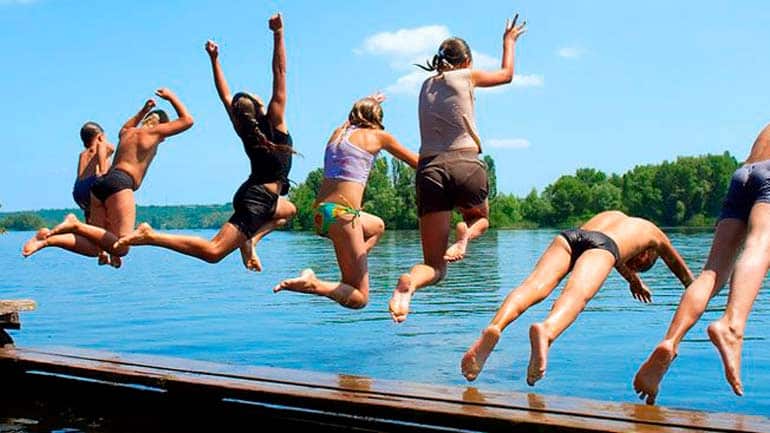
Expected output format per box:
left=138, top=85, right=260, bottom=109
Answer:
left=241, top=247, right=263, bottom=272
left=462, top=325, right=501, bottom=381
left=388, top=274, right=413, bottom=323
left=444, top=239, right=468, bottom=262
left=444, top=223, right=469, bottom=262
left=22, top=228, right=50, bottom=257
left=633, top=340, right=676, bottom=405
left=115, top=223, right=154, bottom=249
left=274, top=269, right=317, bottom=293
left=707, top=320, right=744, bottom=396
left=109, top=255, right=122, bottom=269
left=527, top=323, right=550, bottom=386
left=98, top=251, right=110, bottom=266
left=48, top=213, right=80, bottom=237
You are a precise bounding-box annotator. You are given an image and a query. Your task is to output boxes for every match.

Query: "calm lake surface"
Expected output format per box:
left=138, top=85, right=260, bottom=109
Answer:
left=1, top=228, right=769, bottom=423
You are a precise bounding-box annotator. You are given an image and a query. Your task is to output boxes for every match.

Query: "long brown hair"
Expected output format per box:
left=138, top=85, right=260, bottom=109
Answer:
left=416, top=37, right=472, bottom=73
left=231, top=92, right=295, bottom=154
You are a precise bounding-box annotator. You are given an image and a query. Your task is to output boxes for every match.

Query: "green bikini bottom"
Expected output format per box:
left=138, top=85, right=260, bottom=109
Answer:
left=314, top=202, right=361, bottom=237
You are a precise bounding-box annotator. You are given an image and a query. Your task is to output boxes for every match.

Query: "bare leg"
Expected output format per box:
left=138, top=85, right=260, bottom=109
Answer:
left=86, top=200, right=113, bottom=266
left=445, top=200, right=489, bottom=262
left=240, top=198, right=296, bottom=271
left=708, top=203, right=770, bottom=396
left=47, top=190, right=136, bottom=256
left=360, top=212, right=385, bottom=253
left=116, top=222, right=245, bottom=263
left=23, top=229, right=102, bottom=258
left=389, top=211, right=451, bottom=323
left=634, top=218, right=745, bottom=404
left=462, top=237, right=571, bottom=381
left=275, top=214, right=369, bottom=308
left=528, top=249, right=616, bottom=386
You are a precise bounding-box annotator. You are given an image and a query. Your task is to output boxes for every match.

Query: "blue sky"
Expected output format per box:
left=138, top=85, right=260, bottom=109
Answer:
left=2, top=0, right=770, bottom=212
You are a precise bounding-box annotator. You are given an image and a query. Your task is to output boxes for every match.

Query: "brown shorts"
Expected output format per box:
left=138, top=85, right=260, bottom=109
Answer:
left=416, top=150, right=489, bottom=217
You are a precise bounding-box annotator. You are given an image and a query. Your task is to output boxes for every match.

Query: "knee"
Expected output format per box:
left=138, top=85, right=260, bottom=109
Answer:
left=202, top=248, right=226, bottom=264
left=372, top=218, right=385, bottom=237
left=285, top=202, right=297, bottom=218
left=342, top=294, right=368, bottom=310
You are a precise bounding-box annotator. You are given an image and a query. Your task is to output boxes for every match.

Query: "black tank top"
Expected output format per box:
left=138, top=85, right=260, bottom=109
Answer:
left=242, top=117, right=293, bottom=195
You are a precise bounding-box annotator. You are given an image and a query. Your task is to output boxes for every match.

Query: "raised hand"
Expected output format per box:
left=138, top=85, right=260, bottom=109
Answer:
left=369, top=91, right=386, bottom=104
left=205, top=40, right=219, bottom=59
left=504, top=13, right=527, bottom=42
left=143, top=99, right=157, bottom=111
left=154, top=88, right=176, bottom=101
left=269, top=12, right=283, bottom=32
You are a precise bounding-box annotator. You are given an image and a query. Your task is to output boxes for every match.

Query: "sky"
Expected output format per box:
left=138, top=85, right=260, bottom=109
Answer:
left=2, top=0, right=770, bottom=212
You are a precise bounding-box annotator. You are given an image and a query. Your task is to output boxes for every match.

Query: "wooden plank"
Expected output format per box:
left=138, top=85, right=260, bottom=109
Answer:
left=0, top=347, right=767, bottom=433
left=0, top=300, right=36, bottom=315
left=20, top=346, right=770, bottom=432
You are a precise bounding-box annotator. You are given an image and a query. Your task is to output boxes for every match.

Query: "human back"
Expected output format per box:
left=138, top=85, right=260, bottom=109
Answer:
left=579, top=211, right=662, bottom=261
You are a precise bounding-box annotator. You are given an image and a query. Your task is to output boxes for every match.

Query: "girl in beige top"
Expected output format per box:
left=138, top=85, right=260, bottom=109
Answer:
left=389, top=13, right=527, bottom=323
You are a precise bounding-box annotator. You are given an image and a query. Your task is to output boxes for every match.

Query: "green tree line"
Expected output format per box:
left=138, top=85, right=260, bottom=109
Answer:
left=0, top=152, right=739, bottom=232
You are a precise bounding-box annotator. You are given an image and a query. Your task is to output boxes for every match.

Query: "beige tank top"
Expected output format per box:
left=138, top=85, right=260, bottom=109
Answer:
left=418, top=68, right=481, bottom=157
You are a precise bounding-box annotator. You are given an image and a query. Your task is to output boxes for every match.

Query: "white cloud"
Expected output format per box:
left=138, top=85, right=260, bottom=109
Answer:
left=357, top=25, right=450, bottom=61
left=557, top=47, right=583, bottom=59
left=487, top=138, right=531, bottom=149
left=359, top=25, right=544, bottom=95
left=385, top=70, right=430, bottom=95
left=512, top=74, right=544, bottom=87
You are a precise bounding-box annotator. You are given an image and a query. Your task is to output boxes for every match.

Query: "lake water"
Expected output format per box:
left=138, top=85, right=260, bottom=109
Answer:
left=1, top=228, right=769, bottom=423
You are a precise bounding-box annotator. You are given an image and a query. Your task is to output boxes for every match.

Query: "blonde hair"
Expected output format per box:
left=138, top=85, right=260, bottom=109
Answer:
left=348, top=97, right=384, bottom=130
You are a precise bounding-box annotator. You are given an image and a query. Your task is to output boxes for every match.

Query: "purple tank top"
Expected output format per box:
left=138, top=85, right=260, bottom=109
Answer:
left=323, top=127, right=377, bottom=184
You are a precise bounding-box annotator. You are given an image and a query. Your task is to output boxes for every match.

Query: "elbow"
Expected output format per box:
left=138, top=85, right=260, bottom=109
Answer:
left=502, top=72, right=514, bottom=84
left=182, top=115, right=195, bottom=129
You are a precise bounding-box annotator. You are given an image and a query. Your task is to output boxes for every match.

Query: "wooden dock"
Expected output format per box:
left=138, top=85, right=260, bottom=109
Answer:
left=1, top=346, right=768, bottom=432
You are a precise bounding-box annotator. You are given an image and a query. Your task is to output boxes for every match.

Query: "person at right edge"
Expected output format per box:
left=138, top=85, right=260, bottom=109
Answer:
left=634, top=122, right=770, bottom=404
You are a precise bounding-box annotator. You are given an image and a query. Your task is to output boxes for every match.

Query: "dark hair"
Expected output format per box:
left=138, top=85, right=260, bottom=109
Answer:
left=231, top=92, right=295, bottom=154
left=348, top=97, right=384, bottom=130
left=145, top=109, right=169, bottom=124
left=79, top=121, right=104, bottom=145
left=416, top=37, right=472, bottom=72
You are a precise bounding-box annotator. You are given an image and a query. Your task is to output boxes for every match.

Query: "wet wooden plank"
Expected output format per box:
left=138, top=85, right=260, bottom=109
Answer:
left=1, top=346, right=767, bottom=433
left=0, top=300, right=36, bottom=315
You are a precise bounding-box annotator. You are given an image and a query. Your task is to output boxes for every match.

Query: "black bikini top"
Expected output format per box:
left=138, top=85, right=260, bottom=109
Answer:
left=241, top=116, right=293, bottom=196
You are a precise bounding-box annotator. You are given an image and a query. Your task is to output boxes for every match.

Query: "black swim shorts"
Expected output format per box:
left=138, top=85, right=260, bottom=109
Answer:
left=228, top=178, right=279, bottom=239
left=719, top=159, right=770, bottom=223
left=90, top=168, right=136, bottom=203
left=559, top=229, right=620, bottom=270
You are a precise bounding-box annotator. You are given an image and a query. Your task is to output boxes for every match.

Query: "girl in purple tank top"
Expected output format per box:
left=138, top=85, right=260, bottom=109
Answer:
left=273, top=93, right=418, bottom=309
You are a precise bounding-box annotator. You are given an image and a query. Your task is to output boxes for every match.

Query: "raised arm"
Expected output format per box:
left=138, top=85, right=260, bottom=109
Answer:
left=381, top=132, right=419, bottom=169
left=120, top=99, right=156, bottom=137
left=205, top=40, right=233, bottom=117
left=267, top=13, right=287, bottom=132
left=656, top=232, right=695, bottom=289
left=148, top=88, right=194, bottom=138
left=471, top=13, right=527, bottom=88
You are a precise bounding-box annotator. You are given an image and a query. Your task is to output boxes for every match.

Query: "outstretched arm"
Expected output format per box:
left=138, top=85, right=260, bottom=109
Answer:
left=656, top=233, right=695, bottom=288
left=616, top=262, right=653, bottom=303
left=382, top=132, right=419, bottom=169
left=148, top=88, right=194, bottom=138
left=120, top=99, right=156, bottom=137
left=205, top=40, right=233, bottom=117
left=267, top=13, right=287, bottom=132
left=471, top=13, right=527, bottom=88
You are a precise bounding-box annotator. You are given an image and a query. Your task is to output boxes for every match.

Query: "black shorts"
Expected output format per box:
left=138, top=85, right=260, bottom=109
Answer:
left=228, top=179, right=278, bottom=239
left=559, top=229, right=620, bottom=270
left=719, top=159, right=770, bottom=223
left=72, top=175, right=98, bottom=217
left=416, top=150, right=489, bottom=217
left=91, top=169, right=136, bottom=203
